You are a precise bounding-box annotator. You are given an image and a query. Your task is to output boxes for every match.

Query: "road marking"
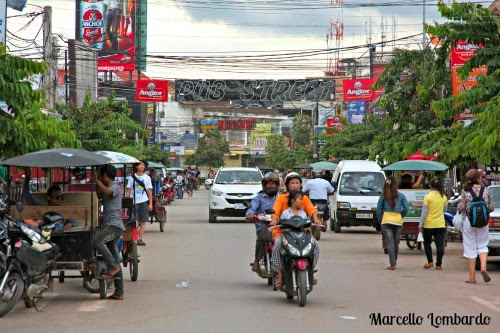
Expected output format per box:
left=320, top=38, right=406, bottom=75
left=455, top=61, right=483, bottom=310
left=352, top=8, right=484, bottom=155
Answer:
left=470, top=296, right=500, bottom=313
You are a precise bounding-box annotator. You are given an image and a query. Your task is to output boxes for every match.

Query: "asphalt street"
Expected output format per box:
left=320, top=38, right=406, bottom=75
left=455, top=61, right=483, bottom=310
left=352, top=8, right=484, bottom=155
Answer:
left=2, top=190, right=499, bottom=333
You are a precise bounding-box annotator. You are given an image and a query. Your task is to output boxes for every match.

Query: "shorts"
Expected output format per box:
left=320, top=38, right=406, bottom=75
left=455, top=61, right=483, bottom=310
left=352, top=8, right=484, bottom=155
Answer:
left=134, top=201, right=149, bottom=222
left=186, top=180, right=195, bottom=192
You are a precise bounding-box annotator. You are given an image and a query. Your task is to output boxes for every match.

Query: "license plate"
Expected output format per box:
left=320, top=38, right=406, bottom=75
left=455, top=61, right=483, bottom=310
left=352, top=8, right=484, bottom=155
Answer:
left=234, top=203, right=246, bottom=209
left=356, top=214, right=373, bottom=219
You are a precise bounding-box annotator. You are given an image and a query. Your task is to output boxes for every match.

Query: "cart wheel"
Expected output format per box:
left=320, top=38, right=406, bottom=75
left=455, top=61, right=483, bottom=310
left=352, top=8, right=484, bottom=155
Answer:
left=160, top=221, right=165, bottom=232
left=99, top=279, right=107, bottom=299
left=129, top=242, right=139, bottom=281
left=405, top=234, right=418, bottom=250
left=83, top=275, right=100, bottom=293
left=58, top=271, right=65, bottom=283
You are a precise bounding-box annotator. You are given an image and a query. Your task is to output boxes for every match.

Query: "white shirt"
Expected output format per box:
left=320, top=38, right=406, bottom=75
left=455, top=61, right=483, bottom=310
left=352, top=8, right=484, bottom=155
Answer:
left=126, top=173, right=152, bottom=204
left=302, top=177, right=334, bottom=200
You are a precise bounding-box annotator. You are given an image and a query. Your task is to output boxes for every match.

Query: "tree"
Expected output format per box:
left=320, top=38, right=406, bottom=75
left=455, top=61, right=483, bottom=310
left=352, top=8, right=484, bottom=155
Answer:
left=58, top=92, right=148, bottom=154
left=426, top=1, right=500, bottom=165
left=185, top=130, right=229, bottom=168
left=265, top=134, right=293, bottom=170
left=139, top=144, right=172, bottom=167
left=0, top=44, right=79, bottom=157
left=291, top=113, right=313, bottom=148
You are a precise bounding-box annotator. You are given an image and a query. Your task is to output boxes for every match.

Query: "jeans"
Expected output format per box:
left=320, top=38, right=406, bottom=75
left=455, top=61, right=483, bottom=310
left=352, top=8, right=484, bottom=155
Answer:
left=255, top=227, right=273, bottom=260
left=423, top=228, right=446, bottom=266
left=105, top=8, right=122, bottom=51
left=381, top=224, right=402, bottom=267
left=94, top=225, right=124, bottom=296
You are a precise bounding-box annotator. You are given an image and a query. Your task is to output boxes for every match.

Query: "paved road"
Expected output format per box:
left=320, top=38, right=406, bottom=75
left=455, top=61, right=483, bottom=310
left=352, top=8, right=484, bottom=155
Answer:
left=2, top=190, right=499, bottom=333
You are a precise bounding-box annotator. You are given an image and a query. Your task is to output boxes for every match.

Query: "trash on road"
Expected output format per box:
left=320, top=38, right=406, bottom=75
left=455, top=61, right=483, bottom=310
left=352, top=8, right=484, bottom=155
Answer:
left=176, top=280, right=190, bottom=288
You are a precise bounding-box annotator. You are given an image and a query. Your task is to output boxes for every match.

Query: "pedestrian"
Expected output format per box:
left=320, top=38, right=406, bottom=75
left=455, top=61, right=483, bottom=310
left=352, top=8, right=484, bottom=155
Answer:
left=194, top=167, right=201, bottom=192
left=185, top=167, right=196, bottom=199
left=94, top=164, right=125, bottom=300
left=457, top=169, right=494, bottom=284
left=419, top=178, right=448, bottom=270
left=126, top=160, right=153, bottom=246
left=477, top=168, right=490, bottom=187
left=376, top=176, right=409, bottom=270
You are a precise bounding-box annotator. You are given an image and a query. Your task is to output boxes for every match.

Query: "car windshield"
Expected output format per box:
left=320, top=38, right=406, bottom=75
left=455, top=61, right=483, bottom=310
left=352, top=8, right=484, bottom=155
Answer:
left=489, top=187, right=500, bottom=209
left=215, top=171, right=262, bottom=184
left=338, top=172, right=384, bottom=196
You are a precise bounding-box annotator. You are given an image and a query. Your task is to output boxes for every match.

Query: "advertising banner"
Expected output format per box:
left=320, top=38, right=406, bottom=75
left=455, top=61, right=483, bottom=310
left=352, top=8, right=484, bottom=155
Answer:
left=342, top=78, right=375, bottom=101
left=318, top=106, right=335, bottom=126
left=7, top=0, right=27, bottom=12
left=450, top=40, right=482, bottom=67
left=250, top=123, right=272, bottom=155
left=347, top=101, right=366, bottom=124
left=175, top=79, right=335, bottom=103
left=0, top=1, right=6, bottom=45
left=135, top=80, right=169, bottom=103
left=76, top=0, right=136, bottom=72
left=326, top=117, right=344, bottom=134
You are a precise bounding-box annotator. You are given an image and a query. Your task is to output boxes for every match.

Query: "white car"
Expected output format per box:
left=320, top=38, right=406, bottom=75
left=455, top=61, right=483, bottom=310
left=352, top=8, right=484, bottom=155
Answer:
left=208, top=167, right=263, bottom=223
left=487, top=185, right=500, bottom=256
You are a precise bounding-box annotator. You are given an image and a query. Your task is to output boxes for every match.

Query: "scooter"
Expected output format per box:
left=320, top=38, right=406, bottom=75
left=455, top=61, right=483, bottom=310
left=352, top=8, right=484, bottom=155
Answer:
left=249, top=211, right=274, bottom=286
left=276, top=215, right=316, bottom=307
left=312, top=202, right=329, bottom=240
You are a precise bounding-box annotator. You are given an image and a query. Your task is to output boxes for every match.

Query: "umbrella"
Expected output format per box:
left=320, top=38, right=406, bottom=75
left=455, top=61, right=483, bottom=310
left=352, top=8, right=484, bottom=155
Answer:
left=257, top=164, right=274, bottom=171
left=166, top=167, right=185, bottom=172
left=147, top=161, right=166, bottom=169
left=0, top=148, right=111, bottom=168
left=292, top=163, right=312, bottom=169
left=95, top=151, right=140, bottom=164
left=382, top=160, right=448, bottom=172
left=309, top=161, right=337, bottom=171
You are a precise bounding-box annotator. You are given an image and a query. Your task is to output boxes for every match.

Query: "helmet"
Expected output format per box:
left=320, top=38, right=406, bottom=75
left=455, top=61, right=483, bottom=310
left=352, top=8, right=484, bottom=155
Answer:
left=284, top=172, right=302, bottom=188
left=261, top=172, right=279, bottom=196
left=41, top=211, right=64, bottom=228
left=312, top=169, right=323, bottom=178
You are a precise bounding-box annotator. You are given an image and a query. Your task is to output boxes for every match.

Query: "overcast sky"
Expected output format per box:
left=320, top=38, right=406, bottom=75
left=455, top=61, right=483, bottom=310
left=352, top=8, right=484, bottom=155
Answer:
left=5, top=1, right=489, bottom=79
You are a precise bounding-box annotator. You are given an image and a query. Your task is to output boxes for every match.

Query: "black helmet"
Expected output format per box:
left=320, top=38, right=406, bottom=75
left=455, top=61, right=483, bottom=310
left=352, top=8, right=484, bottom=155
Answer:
left=261, top=172, right=279, bottom=196
left=312, top=169, right=322, bottom=178
left=41, top=211, right=64, bottom=227
left=284, top=172, right=302, bottom=188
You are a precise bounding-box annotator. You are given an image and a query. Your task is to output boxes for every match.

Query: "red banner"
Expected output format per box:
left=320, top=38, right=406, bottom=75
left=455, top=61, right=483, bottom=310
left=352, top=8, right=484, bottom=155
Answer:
left=326, top=117, right=344, bottom=135
left=343, top=78, right=375, bottom=101
left=450, top=41, right=482, bottom=67
left=135, top=80, right=169, bottom=103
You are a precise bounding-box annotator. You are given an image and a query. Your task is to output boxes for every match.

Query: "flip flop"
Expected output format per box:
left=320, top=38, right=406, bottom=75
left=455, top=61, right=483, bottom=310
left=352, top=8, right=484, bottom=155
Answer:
left=312, top=278, right=318, bottom=285
left=274, top=280, right=283, bottom=289
left=465, top=280, right=476, bottom=284
left=481, top=271, right=491, bottom=283
left=251, top=265, right=259, bottom=272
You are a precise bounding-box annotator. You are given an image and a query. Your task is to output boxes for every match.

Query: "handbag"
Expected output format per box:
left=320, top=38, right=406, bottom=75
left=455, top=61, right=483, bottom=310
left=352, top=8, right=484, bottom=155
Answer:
left=452, top=211, right=463, bottom=230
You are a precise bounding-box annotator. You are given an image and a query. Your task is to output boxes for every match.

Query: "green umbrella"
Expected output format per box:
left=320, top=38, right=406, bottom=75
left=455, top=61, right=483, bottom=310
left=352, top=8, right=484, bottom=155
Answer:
left=147, top=161, right=166, bottom=169
left=166, top=167, right=185, bottom=172
left=309, top=161, right=337, bottom=171
left=382, top=160, right=448, bottom=171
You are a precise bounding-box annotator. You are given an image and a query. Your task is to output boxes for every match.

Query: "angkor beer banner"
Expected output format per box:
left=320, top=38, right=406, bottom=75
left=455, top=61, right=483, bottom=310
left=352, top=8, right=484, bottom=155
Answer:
left=76, top=0, right=136, bottom=72
left=135, top=80, right=169, bottom=102
left=450, top=40, right=481, bottom=67
left=342, top=78, right=375, bottom=101
left=175, top=80, right=335, bottom=104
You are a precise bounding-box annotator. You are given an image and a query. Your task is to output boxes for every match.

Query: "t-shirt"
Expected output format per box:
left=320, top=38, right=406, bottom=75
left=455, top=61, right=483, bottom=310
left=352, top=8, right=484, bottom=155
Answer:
left=127, top=173, right=152, bottom=204
left=423, top=191, right=447, bottom=228
left=302, top=178, right=334, bottom=200
left=272, top=193, right=316, bottom=239
left=280, top=208, right=307, bottom=220
left=102, top=181, right=125, bottom=231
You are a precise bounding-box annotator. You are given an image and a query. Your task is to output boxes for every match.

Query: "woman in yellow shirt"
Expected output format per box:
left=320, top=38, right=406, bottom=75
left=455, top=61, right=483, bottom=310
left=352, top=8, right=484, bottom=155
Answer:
left=419, top=178, right=448, bottom=270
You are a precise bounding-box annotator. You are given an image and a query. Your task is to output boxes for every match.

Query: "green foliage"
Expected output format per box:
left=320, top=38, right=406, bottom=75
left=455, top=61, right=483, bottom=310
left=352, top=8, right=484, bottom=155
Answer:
left=265, top=135, right=292, bottom=170
left=140, top=144, right=171, bottom=167
left=58, top=92, right=148, bottom=153
left=291, top=113, right=312, bottom=148
left=185, top=130, right=229, bottom=168
left=426, top=1, right=500, bottom=165
left=0, top=44, right=80, bottom=158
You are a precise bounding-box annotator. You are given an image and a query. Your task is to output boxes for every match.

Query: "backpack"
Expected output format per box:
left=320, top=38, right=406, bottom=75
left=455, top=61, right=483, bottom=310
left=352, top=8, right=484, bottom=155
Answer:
left=467, top=186, right=489, bottom=228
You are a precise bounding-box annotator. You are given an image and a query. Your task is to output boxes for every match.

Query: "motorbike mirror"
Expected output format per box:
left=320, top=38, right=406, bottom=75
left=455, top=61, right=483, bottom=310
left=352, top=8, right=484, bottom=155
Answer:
left=264, top=208, right=275, bottom=215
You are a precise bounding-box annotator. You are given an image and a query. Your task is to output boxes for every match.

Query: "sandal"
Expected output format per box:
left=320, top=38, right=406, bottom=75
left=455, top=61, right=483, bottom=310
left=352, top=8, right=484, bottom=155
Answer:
left=465, top=280, right=476, bottom=284
left=251, top=264, right=259, bottom=272
left=386, top=266, right=396, bottom=270
left=274, top=280, right=283, bottom=289
left=436, top=266, right=442, bottom=270
left=481, top=271, right=491, bottom=283
left=423, top=262, right=434, bottom=269
left=312, top=277, right=318, bottom=285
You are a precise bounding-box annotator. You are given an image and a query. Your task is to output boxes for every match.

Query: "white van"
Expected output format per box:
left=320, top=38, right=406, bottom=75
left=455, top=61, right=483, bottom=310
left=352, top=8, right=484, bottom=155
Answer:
left=329, top=160, right=386, bottom=233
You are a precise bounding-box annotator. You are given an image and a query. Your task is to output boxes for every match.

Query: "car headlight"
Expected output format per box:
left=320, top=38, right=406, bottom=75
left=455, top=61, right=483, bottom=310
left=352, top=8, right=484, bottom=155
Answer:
left=20, top=224, right=43, bottom=243
left=286, top=243, right=301, bottom=256
left=337, top=202, right=351, bottom=209
left=211, top=188, right=223, bottom=196
left=302, top=243, right=313, bottom=256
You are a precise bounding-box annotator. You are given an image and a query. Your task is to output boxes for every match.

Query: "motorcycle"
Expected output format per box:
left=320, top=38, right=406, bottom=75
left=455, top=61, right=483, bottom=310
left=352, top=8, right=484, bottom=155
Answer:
left=249, top=211, right=274, bottom=286
left=312, top=202, right=329, bottom=240
left=0, top=200, right=60, bottom=317
left=160, top=183, right=175, bottom=205
left=276, top=215, right=317, bottom=307
left=174, top=180, right=184, bottom=199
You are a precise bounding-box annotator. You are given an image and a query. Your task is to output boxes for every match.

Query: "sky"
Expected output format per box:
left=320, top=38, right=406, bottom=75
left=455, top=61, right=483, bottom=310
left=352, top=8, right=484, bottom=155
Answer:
left=4, top=0, right=492, bottom=79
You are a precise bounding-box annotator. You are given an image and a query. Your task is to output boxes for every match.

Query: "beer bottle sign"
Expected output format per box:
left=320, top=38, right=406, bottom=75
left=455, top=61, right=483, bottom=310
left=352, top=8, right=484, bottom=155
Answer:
left=80, top=0, right=105, bottom=50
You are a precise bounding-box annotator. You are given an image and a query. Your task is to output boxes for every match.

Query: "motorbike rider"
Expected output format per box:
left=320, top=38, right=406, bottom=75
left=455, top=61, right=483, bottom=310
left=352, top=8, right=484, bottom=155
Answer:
left=302, top=169, right=334, bottom=226
left=270, top=172, right=322, bottom=288
left=245, top=172, right=280, bottom=272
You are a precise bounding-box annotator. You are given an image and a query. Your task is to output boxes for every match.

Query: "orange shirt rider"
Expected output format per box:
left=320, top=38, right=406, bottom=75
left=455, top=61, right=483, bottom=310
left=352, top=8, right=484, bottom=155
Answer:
left=270, top=173, right=321, bottom=240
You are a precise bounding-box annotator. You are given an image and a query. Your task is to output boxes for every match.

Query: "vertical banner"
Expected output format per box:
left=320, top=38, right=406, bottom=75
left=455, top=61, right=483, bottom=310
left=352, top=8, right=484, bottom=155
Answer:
left=347, top=101, right=366, bottom=124
left=76, top=0, right=136, bottom=72
left=0, top=1, right=6, bottom=45
left=250, top=123, right=272, bottom=155
left=146, top=104, right=155, bottom=145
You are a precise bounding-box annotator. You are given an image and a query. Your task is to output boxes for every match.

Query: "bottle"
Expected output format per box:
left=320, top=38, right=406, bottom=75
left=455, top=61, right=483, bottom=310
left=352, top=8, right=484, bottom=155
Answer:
left=79, top=0, right=105, bottom=50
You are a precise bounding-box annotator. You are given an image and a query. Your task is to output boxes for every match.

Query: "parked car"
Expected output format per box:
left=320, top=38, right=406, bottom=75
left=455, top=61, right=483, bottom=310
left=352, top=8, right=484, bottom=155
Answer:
left=487, top=185, right=500, bottom=257
left=207, top=167, right=263, bottom=223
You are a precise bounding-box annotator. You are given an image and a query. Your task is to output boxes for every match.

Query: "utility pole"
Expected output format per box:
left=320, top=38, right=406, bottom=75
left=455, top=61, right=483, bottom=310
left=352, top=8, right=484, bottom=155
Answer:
left=42, top=6, right=54, bottom=109
left=65, top=50, right=69, bottom=104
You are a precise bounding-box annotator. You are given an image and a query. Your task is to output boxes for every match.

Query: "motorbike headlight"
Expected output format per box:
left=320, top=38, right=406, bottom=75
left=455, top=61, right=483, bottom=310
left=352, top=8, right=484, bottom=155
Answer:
left=337, top=202, right=351, bottom=209
left=302, top=243, right=313, bottom=256
left=212, top=188, right=223, bottom=196
left=20, top=224, right=43, bottom=243
left=286, top=243, right=301, bottom=257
